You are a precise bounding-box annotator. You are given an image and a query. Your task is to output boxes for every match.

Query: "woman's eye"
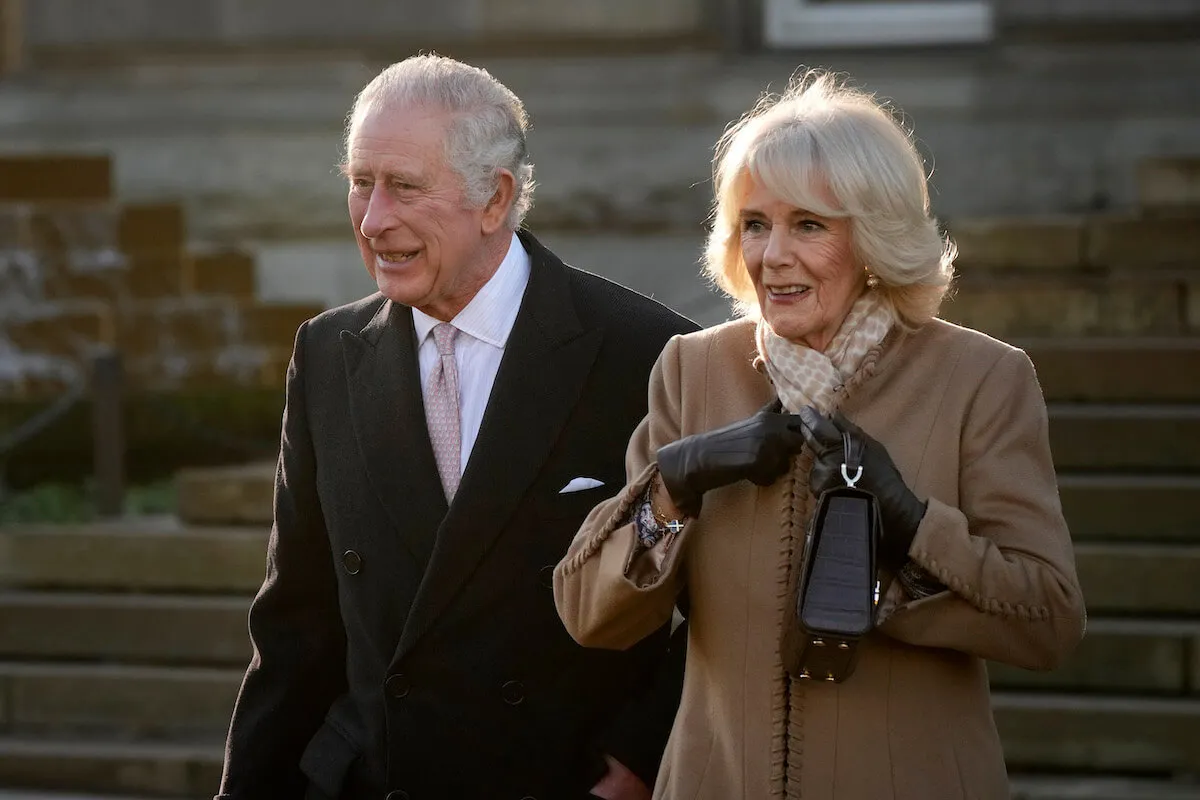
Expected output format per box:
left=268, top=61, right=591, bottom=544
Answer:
left=741, top=219, right=765, bottom=233
left=799, top=219, right=825, bottom=232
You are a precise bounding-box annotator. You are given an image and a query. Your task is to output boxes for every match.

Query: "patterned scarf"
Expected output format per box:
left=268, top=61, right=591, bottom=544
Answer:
left=755, top=290, right=894, bottom=414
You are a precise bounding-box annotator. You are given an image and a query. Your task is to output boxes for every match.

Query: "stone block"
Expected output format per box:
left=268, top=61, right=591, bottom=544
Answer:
left=994, top=693, right=1200, bottom=773
left=0, top=155, right=112, bottom=202
left=0, top=592, right=251, bottom=664
left=0, top=736, right=223, bottom=797
left=1059, top=475, right=1200, bottom=543
left=117, top=202, right=187, bottom=255
left=3, top=302, right=118, bottom=357
left=989, top=620, right=1189, bottom=694
left=34, top=252, right=188, bottom=302
left=123, top=344, right=287, bottom=392
left=1075, top=543, right=1200, bottom=614
left=1024, top=338, right=1200, bottom=403
left=1138, top=158, right=1200, bottom=211
left=0, top=519, right=268, bottom=593
left=951, top=216, right=1085, bottom=271
left=177, top=462, right=277, bottom=526
left=1087, top=214, right=1200, bottom=269
left=116, top=297, right=238, bottom=360
left=2, top=663, right=241, bottom=738
left=942, top=281, right=1184, bottom=337
left=1048, top=405, right=1200, bottom=471
left=186, top=249, right=257, bottom=298
left=240, top=301, right=324, bottom=348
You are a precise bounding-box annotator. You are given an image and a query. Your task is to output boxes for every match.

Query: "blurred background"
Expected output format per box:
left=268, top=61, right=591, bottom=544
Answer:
left=0, top=0, right=1198, bottom=798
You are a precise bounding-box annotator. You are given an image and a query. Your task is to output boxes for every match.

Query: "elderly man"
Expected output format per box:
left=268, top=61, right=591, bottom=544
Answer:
left=215, top=55, right=697, bottom=800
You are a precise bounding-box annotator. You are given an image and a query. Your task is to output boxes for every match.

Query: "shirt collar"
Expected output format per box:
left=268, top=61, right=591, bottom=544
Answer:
left=411, top=232, right=531, bottom=349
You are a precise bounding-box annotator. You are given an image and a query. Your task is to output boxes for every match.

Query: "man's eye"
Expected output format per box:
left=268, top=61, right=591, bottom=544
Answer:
left=350, top=178, right=372, bottom=190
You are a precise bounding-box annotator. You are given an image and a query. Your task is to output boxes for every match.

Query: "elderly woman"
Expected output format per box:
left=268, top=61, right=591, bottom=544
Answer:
left=553, top=72, right=1086, bottom=800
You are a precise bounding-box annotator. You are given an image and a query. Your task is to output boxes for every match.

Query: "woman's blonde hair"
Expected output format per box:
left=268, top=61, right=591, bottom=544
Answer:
left=704, top=70, right=954, bottom=328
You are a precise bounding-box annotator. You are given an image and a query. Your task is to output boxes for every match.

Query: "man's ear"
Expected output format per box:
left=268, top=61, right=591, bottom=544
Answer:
left=481, top=169, right=516, bottom=235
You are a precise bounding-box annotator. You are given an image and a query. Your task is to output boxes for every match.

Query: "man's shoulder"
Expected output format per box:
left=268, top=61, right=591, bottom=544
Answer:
left=562, top=265, right=698, bottom=336
left=303, top=293, right=389, bottom=339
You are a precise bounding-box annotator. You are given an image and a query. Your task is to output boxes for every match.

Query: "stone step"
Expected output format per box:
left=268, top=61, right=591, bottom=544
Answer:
left=1009, top=776, right=1200, bottom=800
left=1060, top=475, right=1200, bottom=543
left=0, top=697, right=1195, bottom=795
left=951, top=212, right=1200, bottom=271
left=1139, top=157, right=1200, bottom=213
left=1020, top=338, right=1200, bottom=404
left=993, top=693, right=1200, bottom=774
left=175, top=462, right=276, bottom=527
left=1048, top=405, right=1200, bottom=472
left=0, top=663, right=240, bottom=739
left=0, top=736, right=221, bottom=798
left=0, top=518, right=267, bottom=593
left=941, top=278, right=1197, bottom=338
left=0, top=620, right=1192, bottom=741
left=1076, top=542, right=1200, bottom=615
left=0, top=592, right=250, bottom=665
left=174, top=465, right=1200, bottom=543
left=989, top=618, right=1200, bottom=695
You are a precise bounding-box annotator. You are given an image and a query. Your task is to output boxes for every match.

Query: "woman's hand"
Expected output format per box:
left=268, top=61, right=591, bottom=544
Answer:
left=656, top=401, right=807, bottom=517
left=798, top=406, right=927, bottom=568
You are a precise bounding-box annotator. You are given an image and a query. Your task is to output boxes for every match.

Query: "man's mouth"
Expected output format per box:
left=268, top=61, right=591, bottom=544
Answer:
left=375, top=250, right=419, bottom=266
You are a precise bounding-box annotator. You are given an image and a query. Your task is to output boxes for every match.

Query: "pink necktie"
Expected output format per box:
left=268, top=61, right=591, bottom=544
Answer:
left=425, top=323, right=461, bottom=501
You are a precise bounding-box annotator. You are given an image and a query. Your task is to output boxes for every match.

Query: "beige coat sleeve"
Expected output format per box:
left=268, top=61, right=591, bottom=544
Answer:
left=880, top=348, right=1087, bottom=671
left=554, top=335, right=693, bottom=650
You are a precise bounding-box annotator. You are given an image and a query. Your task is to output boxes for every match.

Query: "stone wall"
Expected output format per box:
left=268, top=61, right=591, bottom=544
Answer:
left=27, top=0, right=709, bottom=49
left=0, top=154, right=319, bottom=399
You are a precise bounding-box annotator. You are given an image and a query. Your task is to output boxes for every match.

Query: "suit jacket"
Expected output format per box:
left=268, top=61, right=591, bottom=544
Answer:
left=217, top=231, right=699, bottom=800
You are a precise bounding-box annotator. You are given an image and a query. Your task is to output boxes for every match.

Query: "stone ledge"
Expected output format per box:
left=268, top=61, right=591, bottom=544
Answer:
left=0, top=592, right=251, bottom=664
left=0, top=522, right=268, bottom=593
left=994, top=693, right=1200, bottom=773
left=1076, top=542, right=1200, bottom=614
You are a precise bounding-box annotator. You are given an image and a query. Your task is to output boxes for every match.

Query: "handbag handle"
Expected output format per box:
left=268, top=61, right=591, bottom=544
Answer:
left=840, top=430, right=864, bottom=488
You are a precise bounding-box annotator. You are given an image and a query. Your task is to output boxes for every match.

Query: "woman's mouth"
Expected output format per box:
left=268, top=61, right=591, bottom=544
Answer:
left=766, top=284, right=811, bottom=301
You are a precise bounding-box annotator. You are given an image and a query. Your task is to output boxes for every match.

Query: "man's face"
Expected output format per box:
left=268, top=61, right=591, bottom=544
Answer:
left=345, top=104, right=496, bottom=321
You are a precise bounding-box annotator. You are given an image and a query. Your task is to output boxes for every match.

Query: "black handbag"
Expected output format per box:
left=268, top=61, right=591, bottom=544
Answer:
left=782, top=430, right=881, bottom=683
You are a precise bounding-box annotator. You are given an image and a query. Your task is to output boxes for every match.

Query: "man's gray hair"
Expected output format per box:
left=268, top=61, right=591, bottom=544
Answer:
left=345, top=55, right=535, bottom=231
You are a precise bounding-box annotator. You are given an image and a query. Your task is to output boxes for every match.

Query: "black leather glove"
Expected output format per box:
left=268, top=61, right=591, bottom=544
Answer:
left=797, top=406, right=927, bottom=569
left=657, top=401, right=807, bottom=518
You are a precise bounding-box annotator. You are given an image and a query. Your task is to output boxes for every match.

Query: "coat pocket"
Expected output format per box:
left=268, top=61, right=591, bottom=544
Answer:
left=299, top=718, right=362, bottom=799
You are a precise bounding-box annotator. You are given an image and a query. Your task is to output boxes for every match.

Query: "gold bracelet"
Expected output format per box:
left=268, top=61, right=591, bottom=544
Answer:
left=650, top=477, right=687, bottom=534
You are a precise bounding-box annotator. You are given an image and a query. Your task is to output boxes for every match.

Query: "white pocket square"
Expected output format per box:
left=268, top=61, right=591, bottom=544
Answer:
left=559, top=477, right=605, bottom=494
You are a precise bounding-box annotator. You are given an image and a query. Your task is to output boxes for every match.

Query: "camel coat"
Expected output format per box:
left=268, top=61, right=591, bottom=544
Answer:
left=554, top=317, right=1086, bottom=800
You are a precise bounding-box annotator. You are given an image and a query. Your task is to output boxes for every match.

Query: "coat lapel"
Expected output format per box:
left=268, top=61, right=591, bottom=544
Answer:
left=341, top=300, right=446, bottom=570
left=396, top=233, right=603, bottom=657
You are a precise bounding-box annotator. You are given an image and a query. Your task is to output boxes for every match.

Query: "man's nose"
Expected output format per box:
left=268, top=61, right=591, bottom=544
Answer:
left=358, top=186, right=395, bottom=239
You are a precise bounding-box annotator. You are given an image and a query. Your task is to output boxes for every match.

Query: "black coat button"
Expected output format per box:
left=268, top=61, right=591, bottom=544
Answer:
left=342, top=550, right=362, bottom=575
left=501, top=680, right=525, bottom=706
left=538, top=565, right=554, bottom=589
left=520, top=796, right=537, bottom=800
left=386, top=791, right=410, bottom=800
left=385, top=673, right=410, bottom=699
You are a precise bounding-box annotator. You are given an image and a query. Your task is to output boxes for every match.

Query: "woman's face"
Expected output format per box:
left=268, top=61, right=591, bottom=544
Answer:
left=739, top=176, right=865, bottom=352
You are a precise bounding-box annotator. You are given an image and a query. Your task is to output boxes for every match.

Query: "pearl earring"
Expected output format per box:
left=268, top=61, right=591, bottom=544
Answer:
left=865, top=271, right=880, bottom=289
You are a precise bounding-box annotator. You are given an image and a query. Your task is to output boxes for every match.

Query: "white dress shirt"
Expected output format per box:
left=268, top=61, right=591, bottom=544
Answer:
left=411, top=233, right=531, bottom=477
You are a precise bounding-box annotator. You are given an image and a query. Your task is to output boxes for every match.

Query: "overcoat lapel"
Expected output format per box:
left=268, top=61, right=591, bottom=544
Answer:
left=396, top=233, right=603, bottom=657
left=340, top=300, right=446, bottom=570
